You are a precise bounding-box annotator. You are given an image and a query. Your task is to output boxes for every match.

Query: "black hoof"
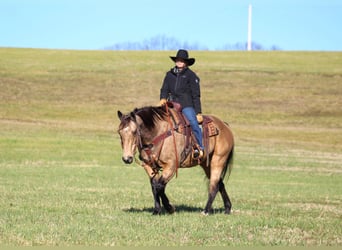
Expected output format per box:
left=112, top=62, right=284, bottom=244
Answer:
left=166, top=204, right=176, bottom=214
left=152, top=210, right=161, bottom=215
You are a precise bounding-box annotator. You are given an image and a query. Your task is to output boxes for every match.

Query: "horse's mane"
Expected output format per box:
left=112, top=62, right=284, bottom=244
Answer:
left=134, top=106, right=167, bottom=130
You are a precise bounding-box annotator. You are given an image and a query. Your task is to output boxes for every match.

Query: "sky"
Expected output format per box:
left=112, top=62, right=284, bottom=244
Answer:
left=1, top=0, right=342, bottom=51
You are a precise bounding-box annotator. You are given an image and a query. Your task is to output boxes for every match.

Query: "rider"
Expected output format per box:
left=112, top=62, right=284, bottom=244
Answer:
left=159, top=49, right=204, bottom=159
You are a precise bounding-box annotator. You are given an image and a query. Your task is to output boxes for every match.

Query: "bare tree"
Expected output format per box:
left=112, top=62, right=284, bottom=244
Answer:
left=104, top=35, right=280, bottom=51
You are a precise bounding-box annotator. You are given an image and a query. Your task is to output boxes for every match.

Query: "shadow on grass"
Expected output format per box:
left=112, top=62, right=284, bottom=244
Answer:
left=123, top=204, right=204, bottom=214
left=123, top=204, right=229, bottom=215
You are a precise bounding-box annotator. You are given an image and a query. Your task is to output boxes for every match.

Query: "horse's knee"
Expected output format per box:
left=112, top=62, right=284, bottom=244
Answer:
left=151, top=177, right=166, bottom=194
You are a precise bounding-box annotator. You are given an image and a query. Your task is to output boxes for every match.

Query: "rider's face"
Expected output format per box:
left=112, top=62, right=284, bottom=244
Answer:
left=175, top=58, right=186, bottom=69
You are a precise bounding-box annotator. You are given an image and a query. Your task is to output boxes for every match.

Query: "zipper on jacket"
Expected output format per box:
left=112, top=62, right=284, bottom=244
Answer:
left=174, top=72, right=180, bottom=92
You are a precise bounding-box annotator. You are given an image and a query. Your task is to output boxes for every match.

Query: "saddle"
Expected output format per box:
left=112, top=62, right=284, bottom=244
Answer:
left=166, top=102, right=219, bottom=165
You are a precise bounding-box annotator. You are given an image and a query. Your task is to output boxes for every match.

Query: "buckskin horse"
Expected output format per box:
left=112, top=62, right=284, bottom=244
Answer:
left=117, top=102, right=234, bottom=215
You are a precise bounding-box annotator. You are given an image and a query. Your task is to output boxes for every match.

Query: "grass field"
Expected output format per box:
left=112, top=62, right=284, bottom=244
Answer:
left=0, top=48, right=341, bottom=246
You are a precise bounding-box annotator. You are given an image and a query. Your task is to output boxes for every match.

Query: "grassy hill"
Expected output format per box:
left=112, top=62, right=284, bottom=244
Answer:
left=0, top=48, right=341, bottom=246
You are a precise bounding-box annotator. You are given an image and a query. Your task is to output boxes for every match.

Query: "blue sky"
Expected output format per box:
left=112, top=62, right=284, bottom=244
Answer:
left=1, top=0, right=341, bottom=51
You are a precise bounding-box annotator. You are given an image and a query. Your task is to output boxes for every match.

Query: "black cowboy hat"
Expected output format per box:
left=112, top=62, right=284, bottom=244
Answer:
left=170, top=49, right=195, bottom=66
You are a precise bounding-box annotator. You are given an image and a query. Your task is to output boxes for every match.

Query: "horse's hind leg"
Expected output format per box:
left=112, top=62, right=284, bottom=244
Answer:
left=202, top=157, right=230, bottom=215
left=202, top=178, right=231, bottom=215
left=203, top=179, right=220, bottom=215
left=218, top=179, right=232, bottom=214
left=201, top=166, right=220, bottom=215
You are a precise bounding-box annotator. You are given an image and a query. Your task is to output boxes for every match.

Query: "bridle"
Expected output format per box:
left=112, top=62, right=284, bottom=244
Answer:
left=126, top=107, right=180, bottom=176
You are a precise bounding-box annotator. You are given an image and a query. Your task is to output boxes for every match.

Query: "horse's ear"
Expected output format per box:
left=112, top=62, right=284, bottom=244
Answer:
left=130, top=111, right=136, bottom=122
left=117, top=110, right=123, bottom=119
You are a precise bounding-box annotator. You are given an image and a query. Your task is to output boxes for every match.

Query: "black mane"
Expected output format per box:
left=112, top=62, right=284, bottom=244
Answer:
left=134, top=106, right=167, bottom=130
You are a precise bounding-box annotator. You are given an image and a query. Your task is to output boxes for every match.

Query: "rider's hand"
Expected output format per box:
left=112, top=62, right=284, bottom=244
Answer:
left=159, top=98, right=167, bottom=106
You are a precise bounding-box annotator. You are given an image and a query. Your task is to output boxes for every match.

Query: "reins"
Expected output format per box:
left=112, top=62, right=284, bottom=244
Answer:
left=165, top=104, right=180, bottom=177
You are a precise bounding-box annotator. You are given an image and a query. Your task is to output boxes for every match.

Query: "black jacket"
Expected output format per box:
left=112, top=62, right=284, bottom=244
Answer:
left=160, top=67, right=202, bottom=114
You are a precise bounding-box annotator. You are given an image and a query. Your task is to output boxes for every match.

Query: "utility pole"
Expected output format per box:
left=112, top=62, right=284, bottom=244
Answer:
left=247, top=4, right=252, bottom=51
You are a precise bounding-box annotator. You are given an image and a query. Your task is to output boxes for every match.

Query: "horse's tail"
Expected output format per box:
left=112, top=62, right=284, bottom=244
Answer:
left=221, top=145, right=234, bottom=181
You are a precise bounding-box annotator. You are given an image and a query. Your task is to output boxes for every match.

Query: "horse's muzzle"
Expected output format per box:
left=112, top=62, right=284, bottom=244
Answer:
left=122, top=156, right=133, bottom=164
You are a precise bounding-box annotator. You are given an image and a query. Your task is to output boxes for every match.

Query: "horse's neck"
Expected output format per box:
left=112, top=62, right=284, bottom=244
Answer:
left=140, top=119, right=168, bottom=144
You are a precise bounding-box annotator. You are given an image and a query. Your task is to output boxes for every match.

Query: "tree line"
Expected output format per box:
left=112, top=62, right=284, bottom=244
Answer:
left=103, top=35, right=281, bottom=51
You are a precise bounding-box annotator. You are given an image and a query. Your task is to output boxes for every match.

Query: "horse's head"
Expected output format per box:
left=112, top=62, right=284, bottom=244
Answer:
left=117, top=106, right=167, bottom=165
left=117, top=110, right=139, bottom=164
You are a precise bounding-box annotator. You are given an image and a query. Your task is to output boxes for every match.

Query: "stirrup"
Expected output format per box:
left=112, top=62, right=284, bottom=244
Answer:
left=193, top=148, right=204, bottom=160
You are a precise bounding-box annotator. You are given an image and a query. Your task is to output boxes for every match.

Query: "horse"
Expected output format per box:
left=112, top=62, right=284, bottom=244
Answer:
left=117, top=103, right=234, bottom=215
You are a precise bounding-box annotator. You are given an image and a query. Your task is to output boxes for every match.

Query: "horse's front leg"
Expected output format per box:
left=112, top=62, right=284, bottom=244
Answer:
left=150, top=175, right=175, bottom=214
left=142, top=163, right=162, bottom=215
left=142, top=162, right=175, bottom=215
left=150, top=177, right=162, bottom=215
left=158, top=162, right=176, bottom=214
left=158, top=177, right=175, bottom=214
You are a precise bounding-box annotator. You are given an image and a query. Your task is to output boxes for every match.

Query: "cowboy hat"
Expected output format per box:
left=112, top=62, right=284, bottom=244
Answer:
left=170, top=49, right=195, bottom=66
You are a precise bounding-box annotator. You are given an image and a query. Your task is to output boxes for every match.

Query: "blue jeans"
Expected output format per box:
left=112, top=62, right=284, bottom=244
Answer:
left=182, top=107, right=204, bottom=149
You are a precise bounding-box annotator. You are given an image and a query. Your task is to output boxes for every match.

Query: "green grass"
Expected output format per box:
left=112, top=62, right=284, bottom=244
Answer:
left=0, top=48, right=341, bottom=246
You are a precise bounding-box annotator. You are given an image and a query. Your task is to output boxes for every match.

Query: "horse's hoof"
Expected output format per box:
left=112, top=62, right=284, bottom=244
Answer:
left=201, top=210, right=209, bottom=216
left=167, top=204, right=176, bottom=214
left=152, top=210, right=161, bottom=215
left=225, top=210, right=231, bottom=215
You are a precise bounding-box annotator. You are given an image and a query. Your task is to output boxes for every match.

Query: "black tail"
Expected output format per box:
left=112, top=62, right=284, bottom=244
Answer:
left=221, top=146, right=234, bottom=181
